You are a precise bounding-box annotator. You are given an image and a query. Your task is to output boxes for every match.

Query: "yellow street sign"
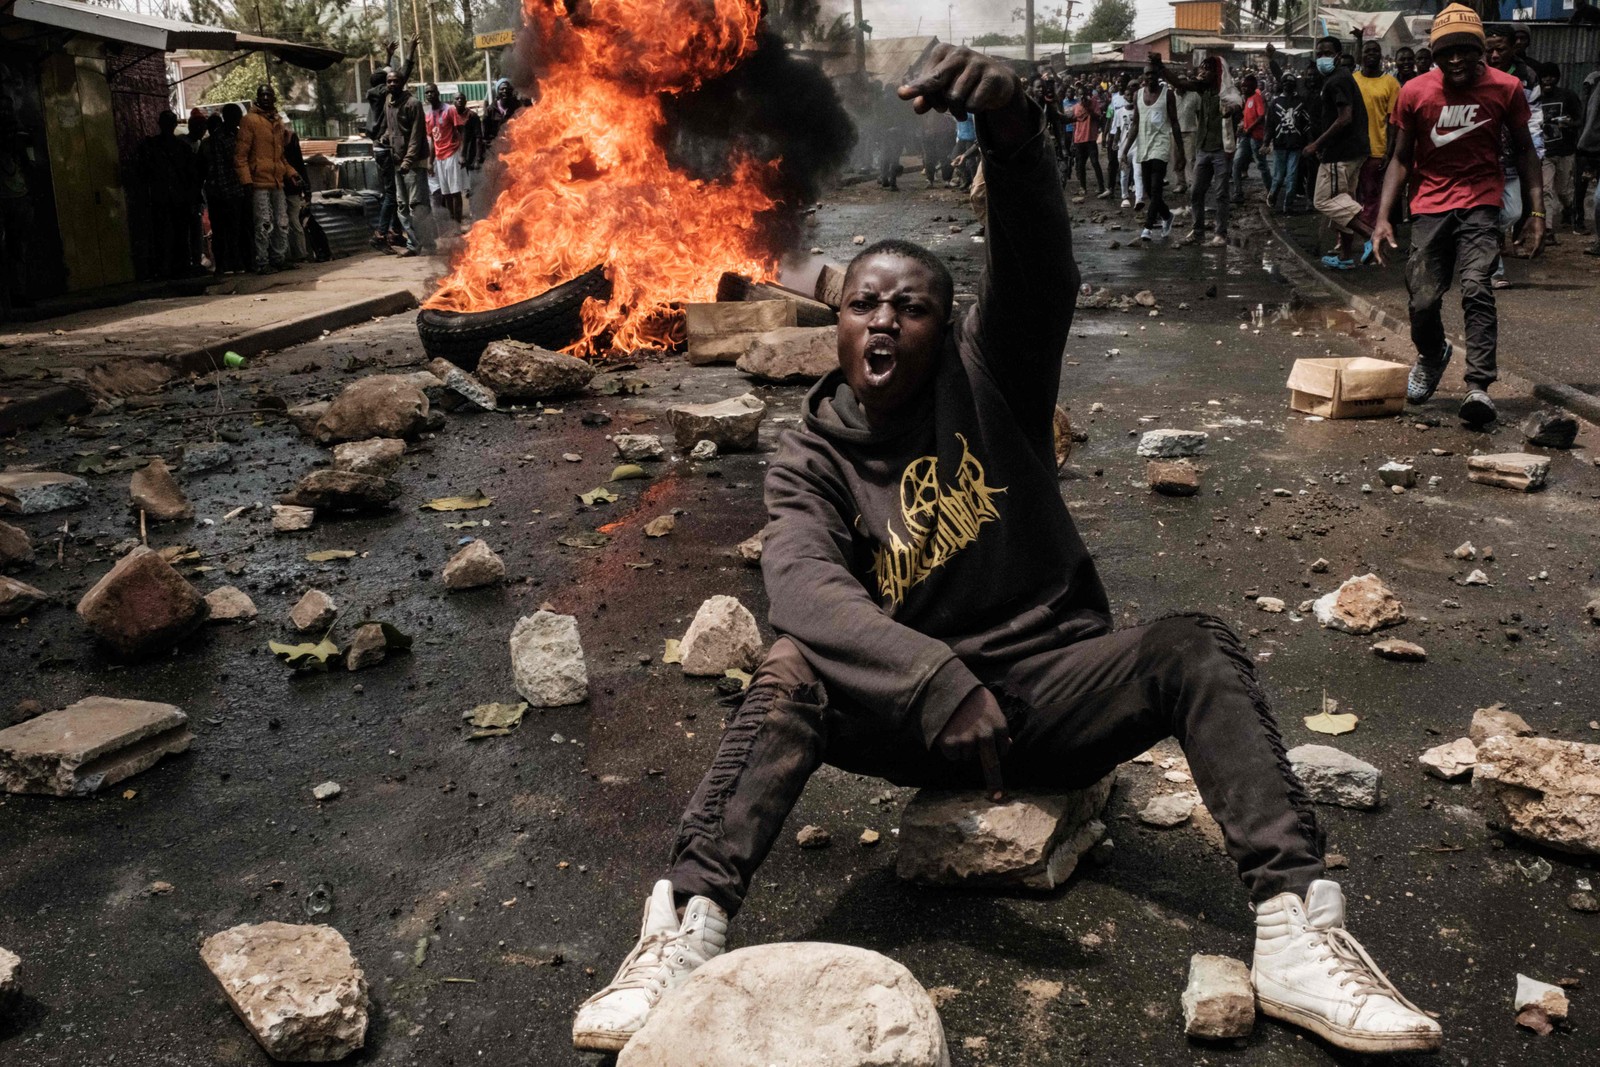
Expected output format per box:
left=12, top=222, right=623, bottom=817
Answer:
left=474, top=29, right=515, bottom=50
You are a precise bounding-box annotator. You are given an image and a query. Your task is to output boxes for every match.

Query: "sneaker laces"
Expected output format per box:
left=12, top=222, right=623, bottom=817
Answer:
left=596, top=930, right=683, bottom=998
left=1317, top=927, right=1427, bottom=1015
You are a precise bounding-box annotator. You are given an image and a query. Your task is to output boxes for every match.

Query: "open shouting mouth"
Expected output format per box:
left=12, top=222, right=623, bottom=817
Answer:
left=864, top=338, right=898, bottom=387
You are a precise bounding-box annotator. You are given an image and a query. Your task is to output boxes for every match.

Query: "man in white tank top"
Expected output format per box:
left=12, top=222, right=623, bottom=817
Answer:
left=1129, top=69, right=1187, bottom=239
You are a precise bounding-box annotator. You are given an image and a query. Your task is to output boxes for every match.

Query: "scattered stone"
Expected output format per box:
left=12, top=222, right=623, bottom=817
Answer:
left=1522, top=410, right=1578, bottom=449
left=475, top=340, right=596, bottom=400
left=204, top=586, right=258, bottom=622
left=736, top=530, right=765, bottom=566
left=76, top=546, right=208, bottom=655
left=509, top=611, right=589, bottom=706
left=271, top=504, right=316, bottom=532
left=426, top=359, right=499, bottom=411
left=1371, top=638, right=1426, bottom=662
left=1514, top=974, right=1569, bottom=1034
left=312, top=781, right=341, bottom=801
left=617, top=943, right=948, bottom=1067
left=667, top=394, right=767, bottom=451
left=331, top=437, right=405, bottom=479
left=313, top=375, right=431, bottom=444
left=1147, top=459, right=1200, bottom=496
left=1181, top=954, right=1256, bottom=1039
left=0, top=575, right=48, bottom=618
left=344, top=623, right=388, bottom=671
left=736, top=325, right=839, bottom=382
left=286, top=402, right=329, bottom=437
left=128, top=458, right=192, bottom=522
left=1419, top=738, right=1477, bottom=781
left=1288, top=744, right=1382, bottom=810
left=643, top=514, right=676, bottom=538
left=289, top=589, right=337, bottom=633
left=1312, top=574, right=1406, bottom=634
left=1586, top=596, right=1600, bottom=624
left=613, top=434, right=665, bottom=462
left=1134, top=289, right=1158, bottom=308
left=678, top=595, right=763, bottom=676
left=1569, top=891, right=1600, bottom=913
left=1310, top=558, right=1329, bottom=574
left=1467, top=452, right=1549, bottom=492
left=0, top=471, right=89, bottom=514
left=1470, top=704, right=1534, bottom=746
left=1461, top=569, right=1491, bottom=586
left=200, top=922, right=368, bottom=1062
left=1453, top=541, right=1477, bottom=560
left=796, top=825, right=832, bottom=849
left=1476, top=735, right=1600, bottom=854
left=442, top=540, right=505, bottom=590
left=1137, top=428, right=1209, bottom=458
left=1256, top=597, right=1285, bottom=613
left=280, top=469, right=399, bottom=513
left=0, top=520, right=32, bottom=569
left=1139, top=791, right=1199, bottom=828
left=0, top=696, right=192, bottom=796
left=0, top=945, right=18, bottom=1011
left=1377, top=461, right=1416, bottom=489
left=859, top=828, right=881, bottom=847
left=180, top=441, right=233, bottom=472
left=689, top=439, right=718, bottom=461
left=896, top=778, right=1113, bottom=889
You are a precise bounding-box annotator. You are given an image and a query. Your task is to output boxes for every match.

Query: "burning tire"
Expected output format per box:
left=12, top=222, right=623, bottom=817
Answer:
left=415, top=266, right=613, bottom=369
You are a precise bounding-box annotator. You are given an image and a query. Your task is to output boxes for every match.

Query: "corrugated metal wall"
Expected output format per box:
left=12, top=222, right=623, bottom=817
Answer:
left=1172, top=1, right=1224, bottom=33
left=1527, top=24, right=1600, bottom=89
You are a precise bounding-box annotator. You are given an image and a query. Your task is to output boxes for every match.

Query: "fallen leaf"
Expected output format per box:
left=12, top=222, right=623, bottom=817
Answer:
left=444, top=519, right=488, bottom=529
left=270, top=637, right=342, bottom=671
left=724, top=668, right=752, bottom=690
left=610, top=464, right=648, bottom=482
left=662, top=638, right=682, bottom=664
left=464, top=701, right=529, bottom=737
left=421, top=490, right=493, bottom=512
left=413, top=937, right=429, bottom=968
left=158, top=545, right=201, bottom=564
left=77, top=455, right=154, bottom=475
left=556, top=531, right=610, bottom=549
left=304, top=549, right=357, bottom=562
left=643, top=514, right=676, bottom=537
left=579, top=487, right=618, bottom=505
left=1304, top=711, right=1360, bottom=736
left=624, top=561, right=654, bottom=570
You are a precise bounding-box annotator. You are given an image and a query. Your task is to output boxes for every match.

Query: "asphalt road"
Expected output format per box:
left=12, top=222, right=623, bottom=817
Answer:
left=2, top=175, right=1598, bottom=1067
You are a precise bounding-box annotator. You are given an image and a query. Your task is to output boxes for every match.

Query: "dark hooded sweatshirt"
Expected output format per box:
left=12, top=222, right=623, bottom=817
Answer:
left=761, top=101, right=1110, bottom=749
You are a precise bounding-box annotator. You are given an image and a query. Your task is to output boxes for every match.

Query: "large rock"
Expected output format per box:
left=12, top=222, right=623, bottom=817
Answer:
left=1312, top=574, right=1405, bottom=635
left=1466, top=452, right=1550, bottom=492
left=1136, top=429, right=1208, bottom=458
left=1147, top=460, right=1200, bottom=496
left=678, top=595, right=763, bottom=677
left=76, top=546, right=208, bottom=655
left=128, top=458, right=192, bottom=522
left=0, top=471, right=89, bottom=514
left=1475, top=734, right=1600, bottom=855
left=475, top=340, right=596, bottom=400
left=684, top=300, right=796, bottom=366
left=0, top=520, right=33, bottom=569
left=736, top=325, right=839, bottom=382
left=279, top=470, right=400, bottom=513
left=200, top=922, right=368, bottom=1062
left=286, top=402, right=330, bottom=437
left=1470, top=703, right=1533, bottom=746
left=666, top=394, right=767, bottom=451
left=895, top=777, right=1113, bottom=889
left=0, top=696, right=192, bottom=796
left=1288, top=744, right=1382, bottom=810
left=331, top=438, right=405, bottom=479
left=0, top=575, right=48, bottom=618
left=1419, top=738, right=1476, bottom=781
left=442, top=540, right=505, bottom=590
left=289, top=589, right=337, bottom=633
left=344, top=622, right=388, bottom=671
left=618, top=942, right=949, bottom=1067
left=509, top=611, right=588, bottom=706
left=313, top=375, right=431, bottom=444
left=1522, top=410, right=1578, bottom=449
left=1181, top=954, right=1256, bottom=1039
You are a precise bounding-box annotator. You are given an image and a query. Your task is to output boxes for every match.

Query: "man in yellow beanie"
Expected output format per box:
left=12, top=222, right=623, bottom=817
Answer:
left=1372, top=2, right=1545, bottom=426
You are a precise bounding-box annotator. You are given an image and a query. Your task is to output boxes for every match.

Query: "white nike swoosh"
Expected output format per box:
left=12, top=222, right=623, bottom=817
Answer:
left=1430, top=119, right=1491, bottom=147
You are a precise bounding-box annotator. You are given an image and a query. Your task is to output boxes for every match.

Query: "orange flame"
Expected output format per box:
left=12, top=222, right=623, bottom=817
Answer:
left=423, top=0, right=783, bottom=355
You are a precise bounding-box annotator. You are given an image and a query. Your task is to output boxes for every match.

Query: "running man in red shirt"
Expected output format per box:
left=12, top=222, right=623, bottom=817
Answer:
left=1372, top=4, right=1545, bottom=426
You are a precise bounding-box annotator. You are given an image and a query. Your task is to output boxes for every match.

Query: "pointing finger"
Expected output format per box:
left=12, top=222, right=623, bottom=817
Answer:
left=978, top=739, right=1005, bottom=802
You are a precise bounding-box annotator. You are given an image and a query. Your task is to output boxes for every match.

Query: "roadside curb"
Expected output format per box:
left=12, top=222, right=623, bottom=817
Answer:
left=1256, top=206, right=1600, bottom=427
left=0, top=384, right=93, bottom=437
left=166, top=287, right=419, bottom=378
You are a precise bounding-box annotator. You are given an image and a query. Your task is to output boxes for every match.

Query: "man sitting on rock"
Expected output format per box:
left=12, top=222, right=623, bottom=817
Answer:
left=573, top=44, right=1442, bottom=1058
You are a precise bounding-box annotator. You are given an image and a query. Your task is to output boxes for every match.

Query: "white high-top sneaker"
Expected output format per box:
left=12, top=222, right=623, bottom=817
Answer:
left=1253, top=879, right=1442, bottom=1054
left=572, top=879, right=728, bottom=1052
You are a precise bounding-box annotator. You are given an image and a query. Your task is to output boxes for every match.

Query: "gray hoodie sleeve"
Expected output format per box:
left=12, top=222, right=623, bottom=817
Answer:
left=762, top=435, right=984, bottom=747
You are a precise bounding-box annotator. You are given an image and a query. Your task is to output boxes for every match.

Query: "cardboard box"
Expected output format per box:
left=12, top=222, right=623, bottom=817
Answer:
left=1286, top=356, right=1409, bottom=419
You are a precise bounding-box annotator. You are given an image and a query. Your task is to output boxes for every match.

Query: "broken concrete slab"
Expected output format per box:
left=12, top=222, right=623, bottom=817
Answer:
left=0, top=696, right=192, bottom=796
left=76, top=546, right=208, bottom=656
left=426, top=358, right=499, bottom=412
left=1288, top=744, right=1382, bottom=810
left=618, top=942, right=948, bottom=1067
left=678, top=595, right=763, bottom=677
left=736, top=530, right=765, bottom=566
left=613, top=434, right=665, bottom=462
left=1475, top=734, right=1600, bottom=855
left=1514, top=973, right=1569, bottom=1034
left=475, top=340, right=596, bottom=400
left=1419, top=738, right=1476, bottom=781
left=280, top=470, right=400, bottom=513
left=1377, top=461, right=1416, bottom=489
left=272, top=504, right=316, bottom=533
left=1371, top=638, right=1426, bottom=662
left=442, top=540, right=505, bottom=590
left=667, top=394, right=767, bottom=451
left=1470, top=704, right=1534, bottom=747
left=204, top=586, right=257, bottom=623
left=1313, top=573, right=1405, bottom=635
left=331, top=438, right=405, bottom=479
left=0, top=471, right=89, bottom=515
left=736, top=325, right=838, bottom=382
left=1181, top=954, right=1255, bottom=1039
left=684, top=300, right=796, bottom=366
left=1147, top=459, right=1200, bottom=496
left=128, top=458, right=192, bottom=522
left=289, top=590, right=337, bottom=633
left=1467, top=453, right=1550, bottom=492
left=895, top=778, right=1113, bottom=889
left=509, top=611, right=588, bottom=707
left=200, top=922, right=368, bottom=1062
left=0, top=575, right=48, bottom=618
left=1522, top=410, right=1578, bottom=450
left=1138, top=791, right=1199, bottom=828
left=1136, top=429, right=1208, bottom=458
left=313, top=375, right=431, bottom=444
left=0, top=520, right=33, bottom=570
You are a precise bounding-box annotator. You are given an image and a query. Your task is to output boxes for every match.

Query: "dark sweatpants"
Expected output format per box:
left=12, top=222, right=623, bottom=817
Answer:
left=1406, top=206, right=1501, bottom=390
left=667, top=614, right=1324, bottom=918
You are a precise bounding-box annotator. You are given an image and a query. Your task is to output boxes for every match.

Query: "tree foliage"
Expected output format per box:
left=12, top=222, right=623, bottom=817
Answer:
left=1075, top=0, right=1136, bottom=43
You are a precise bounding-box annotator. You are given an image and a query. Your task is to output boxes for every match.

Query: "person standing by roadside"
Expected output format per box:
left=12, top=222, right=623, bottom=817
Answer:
left=1579, top=68, right=1600, bottom=251
left=427, top=89, right=468, bottom=230
left=201, top=107, right=248, bottom=275
left=1266, top=74, right=1310, bottom=213
left=1485, top=25, right=1544, bottom=283
left=281, top=124, right=311, bottom=264
left=138, top=110, right=203, bottom=278
left=367, top=37, right=418, bottom=252
left=1535, top=64, right=1581, bottom=235
left=1302, top=37, right=1372, bottom=269
left=1394, top=47, right=1418, bottom=85
left=1415, top=47, right=1434, bottom=77
left=1178, top=57, right=1232, bottom=247
left=0, top=92, right=37, bottom=308
left=482, top=78, right=525, bottom=146
left=1352, top=38, right=1401, bottom=239
left=456, top=94, right=486, bottom=221
left=234, top=84, right=296, bottom=274
left=381, top=66, right=432, bottom=257
left=1070, top=92, right=1108, bottom=198
left=1129, top=66, right=1185, bottom=241
left=1231, top=73, right=1270, bottom=204
left=1174, top=81, right=1199, bottom=194
left=1372, top=4, right=1544, bottom=427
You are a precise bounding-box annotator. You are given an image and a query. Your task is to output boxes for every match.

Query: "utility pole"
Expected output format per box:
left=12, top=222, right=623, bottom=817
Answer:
left=1025, top=0, right=1035, bottom=61
left=852, top=0, right=865, bottom=74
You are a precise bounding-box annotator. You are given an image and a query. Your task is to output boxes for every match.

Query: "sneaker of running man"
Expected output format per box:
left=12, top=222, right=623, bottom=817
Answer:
left=1406, top=339, right=1452, bottom=403
left=1096, top=189, right=1111, bottom=199
left=572, top=880, right=728, bottom=1052
left=1459, top=389, right=1497, bottom=426
left=1208, top=234, right=1228, bottom=247
left=1360, top=239, right=1376, bottom=265
left=1253, top=880, right=1442, bottom=1054
left=1121, top=197, right=1132, bottom=208
left=1161, top=215, right=1174, bottom=239
left=1140, top=227, right=1155, bottom=240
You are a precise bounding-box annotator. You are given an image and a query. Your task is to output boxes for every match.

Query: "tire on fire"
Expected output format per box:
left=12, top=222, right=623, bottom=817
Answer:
left=414, top=265, right=613, bottom=369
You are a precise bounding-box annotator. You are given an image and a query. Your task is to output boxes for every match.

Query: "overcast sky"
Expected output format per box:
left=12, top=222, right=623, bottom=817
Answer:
left=852, top=0, right=1178, bottom=43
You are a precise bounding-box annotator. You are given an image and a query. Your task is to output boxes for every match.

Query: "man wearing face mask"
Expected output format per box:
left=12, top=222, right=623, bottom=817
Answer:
left=1372, top=4, right=1543, bottom=428
left=1302, top=36, right=1372, bottom=269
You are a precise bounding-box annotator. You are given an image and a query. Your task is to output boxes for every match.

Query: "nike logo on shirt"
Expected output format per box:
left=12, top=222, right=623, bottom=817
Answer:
left=1431, top=119, right=1490, bottom=146
left=1431, top=103, right=1490, bottom=147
